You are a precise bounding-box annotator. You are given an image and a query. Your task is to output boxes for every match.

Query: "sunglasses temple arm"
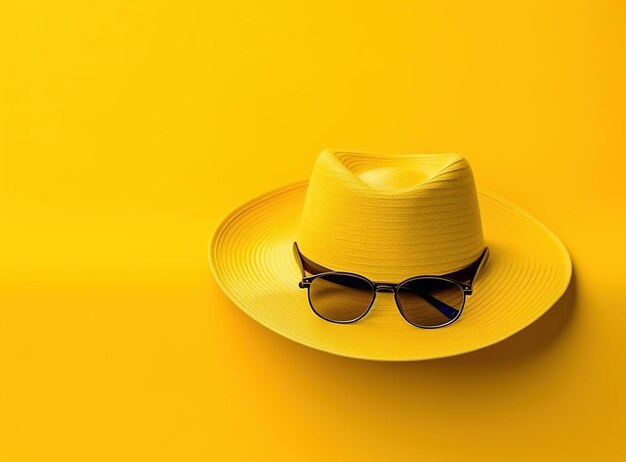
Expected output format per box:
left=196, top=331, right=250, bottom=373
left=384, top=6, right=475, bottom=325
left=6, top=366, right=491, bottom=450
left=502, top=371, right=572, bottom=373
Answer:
left=293, top=242, right=337, bottom=277
left=293, top=242, right=307, bottom=279
left=469, top=247, right=490, bottom=286
left=415, top=291, right=460, bottom=319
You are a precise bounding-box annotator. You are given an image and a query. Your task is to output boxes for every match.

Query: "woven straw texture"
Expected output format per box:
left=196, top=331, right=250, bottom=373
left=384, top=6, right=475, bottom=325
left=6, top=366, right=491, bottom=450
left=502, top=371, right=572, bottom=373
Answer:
left=210, top=153, right=571, bottom=360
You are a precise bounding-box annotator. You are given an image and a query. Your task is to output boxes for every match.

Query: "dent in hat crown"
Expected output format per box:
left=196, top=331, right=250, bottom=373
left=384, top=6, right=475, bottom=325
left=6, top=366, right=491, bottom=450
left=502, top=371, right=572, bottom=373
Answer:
left=296, top=149, right=485, bottom=281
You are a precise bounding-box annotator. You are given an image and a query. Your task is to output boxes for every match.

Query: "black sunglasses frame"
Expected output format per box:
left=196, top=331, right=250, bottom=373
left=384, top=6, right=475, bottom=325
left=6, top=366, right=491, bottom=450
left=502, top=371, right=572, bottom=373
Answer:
left=293, top=242, right=489, bottom=329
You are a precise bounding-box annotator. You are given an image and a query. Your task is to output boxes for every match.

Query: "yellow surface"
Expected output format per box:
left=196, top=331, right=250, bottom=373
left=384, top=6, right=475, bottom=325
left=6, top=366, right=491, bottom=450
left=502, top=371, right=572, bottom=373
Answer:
left=0, top=0, right=625, bottom=460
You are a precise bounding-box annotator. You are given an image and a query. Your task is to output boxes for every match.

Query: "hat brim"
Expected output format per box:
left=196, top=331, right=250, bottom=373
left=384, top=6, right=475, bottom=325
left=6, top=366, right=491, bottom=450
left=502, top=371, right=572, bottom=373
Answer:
left=210, top=181, right=571, bottom=361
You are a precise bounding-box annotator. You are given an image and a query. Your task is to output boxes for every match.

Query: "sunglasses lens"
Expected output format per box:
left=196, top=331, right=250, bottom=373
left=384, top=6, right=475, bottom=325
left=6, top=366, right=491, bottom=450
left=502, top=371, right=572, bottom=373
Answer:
left=396, top=278, right=465, bottom=327
left=308, top=273, right=375, bottom=322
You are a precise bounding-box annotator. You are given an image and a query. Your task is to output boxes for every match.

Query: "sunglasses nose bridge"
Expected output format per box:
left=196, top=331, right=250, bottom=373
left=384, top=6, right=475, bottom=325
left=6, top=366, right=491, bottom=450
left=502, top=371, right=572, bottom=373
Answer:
left=374, top=284, right=396, bottom=293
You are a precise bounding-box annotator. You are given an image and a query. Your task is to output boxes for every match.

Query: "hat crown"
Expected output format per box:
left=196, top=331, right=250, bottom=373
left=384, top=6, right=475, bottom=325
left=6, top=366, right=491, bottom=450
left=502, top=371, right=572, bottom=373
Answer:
left=296, top=150, right=484, bottom=281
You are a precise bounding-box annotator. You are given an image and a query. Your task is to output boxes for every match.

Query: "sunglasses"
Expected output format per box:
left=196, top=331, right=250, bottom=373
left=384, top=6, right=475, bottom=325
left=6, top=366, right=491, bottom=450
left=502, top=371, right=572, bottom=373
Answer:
left=294, top=242, right=489, bottom=328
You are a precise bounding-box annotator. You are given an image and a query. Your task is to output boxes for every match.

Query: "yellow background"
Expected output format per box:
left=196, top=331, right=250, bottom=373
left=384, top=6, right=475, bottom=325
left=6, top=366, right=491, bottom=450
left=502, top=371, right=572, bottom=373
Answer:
left=1, top=1, right=625, bottom=460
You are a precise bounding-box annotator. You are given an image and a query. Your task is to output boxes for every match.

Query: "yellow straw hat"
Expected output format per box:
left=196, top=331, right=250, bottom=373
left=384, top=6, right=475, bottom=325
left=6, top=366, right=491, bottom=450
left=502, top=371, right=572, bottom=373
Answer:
left=210, top=150, right=571, bottom=360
